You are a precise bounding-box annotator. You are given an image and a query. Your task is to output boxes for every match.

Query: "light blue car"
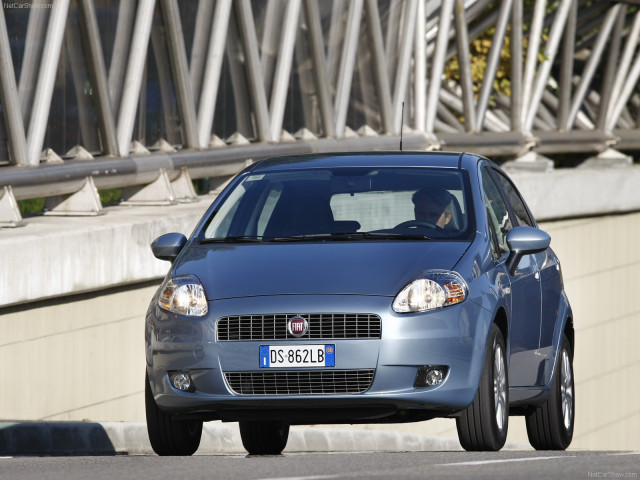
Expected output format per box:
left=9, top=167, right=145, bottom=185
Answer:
left=145, top=152, right=574, bottom=455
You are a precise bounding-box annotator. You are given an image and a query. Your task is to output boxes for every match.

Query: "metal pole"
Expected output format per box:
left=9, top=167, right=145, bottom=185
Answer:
left=269, top=0, right=301, bottom=142
left=392, top=0, right=418, bottom=132
left=197, top=0, right=232, bottom=148
left=17, top=0, right=48, bottom=127
left=236, top=0, right=272, bottom=142
left=261, top=0, right=283, bottom=96
left=116, top=0, right=155, bottom=157
left=0, top=6, right=28, bottom=166
left=26, top=0, right=71, bottom=166
left=557, top=0, right=577, bottom=131
left=294, top=23, right=318, bottom=132
left=597, top=6, right=625, bottom=131
left=161, top=0, right=199, bottom=149
left=454, top=0, right=476, bottom=132
left=150, top=23, right=177, bottom=144
left=364, top=0, right=393, bottom=134
left=64, top=27, right=98, bottom=152
left=356, top=22, right=378, bottom=129
left=521, top=0, right=546, bottom=126
left=524, top=0, right=573, bottom=133
left=607, top=49, right=640, bottom=132
left=414, top=0, right=426, bottom=133
left=444, top=7, right=498, bottom=61
left=303, top=0, right=336, bottom=137
left=606, top=11, right=640, bottom=131
left=475, top=0, right=512, bottom=131
left=78, top=0, right=119, bottom=156
left=226, top=5, right=253, bottom=137
left=565, top=5, right=619, bottom=131
left=334, top=0, right=363, bottom=137
left=426, top=0, right=454, bottom=134
left=108, top=1, right=136, bottom=117
left=189, top=0, right=215, bottom=107
left=437, top=105, right=465, bottom=132
left=327, top=0, right=347, bottom=91
left=385, top=0, right=403, bottom=77
left=510, top=0, right=523, bottom=132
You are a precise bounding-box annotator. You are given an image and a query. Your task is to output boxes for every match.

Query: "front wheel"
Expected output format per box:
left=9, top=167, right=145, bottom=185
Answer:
left=456, top=324, right=509, bottom=451
left=145, top=371, right=203, bottom=456
left=239, top=421, right=289, bottom=455
left=525, top=334, right=574, bottom=450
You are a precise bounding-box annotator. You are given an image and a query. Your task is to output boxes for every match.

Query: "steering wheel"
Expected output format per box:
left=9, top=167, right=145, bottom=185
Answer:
left=394, top=220, right=438, bottom=230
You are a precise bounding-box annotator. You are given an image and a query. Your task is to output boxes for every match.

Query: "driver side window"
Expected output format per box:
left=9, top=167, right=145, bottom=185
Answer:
left=481, top=168, right=512, bottom=256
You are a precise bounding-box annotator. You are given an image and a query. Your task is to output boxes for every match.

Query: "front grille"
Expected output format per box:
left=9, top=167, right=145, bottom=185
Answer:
left=217, top=313, right=381, bottom=341
left=224, top=369, right=375, bottom=395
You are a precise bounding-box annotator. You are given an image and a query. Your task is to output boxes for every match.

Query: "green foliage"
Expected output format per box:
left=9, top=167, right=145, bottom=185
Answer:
left=99, top=188, right=122, bottom=206
left=17, top=198, right=46, bottom=215
left=17, top=188, right=123, bottom=215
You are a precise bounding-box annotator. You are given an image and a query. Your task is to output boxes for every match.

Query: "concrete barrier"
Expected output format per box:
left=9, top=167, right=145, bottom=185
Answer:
left=1, top=421, right=530, bottom=456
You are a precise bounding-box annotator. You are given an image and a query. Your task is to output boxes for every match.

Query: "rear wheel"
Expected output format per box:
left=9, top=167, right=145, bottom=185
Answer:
left=145, top=371, right=203, bottom=456
left=239, top=421, right=289, bottom=455
left=526, top=334, right=574, bottom=450
left=456, top=324, right=509, bottom=451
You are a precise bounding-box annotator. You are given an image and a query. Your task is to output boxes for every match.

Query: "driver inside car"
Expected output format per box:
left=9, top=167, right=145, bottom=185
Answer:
left=412, top=187, right=454, bottom=229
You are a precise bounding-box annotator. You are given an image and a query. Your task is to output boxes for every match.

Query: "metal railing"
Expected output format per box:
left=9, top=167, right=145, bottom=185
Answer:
left=1, top=0, right=639, bottom=226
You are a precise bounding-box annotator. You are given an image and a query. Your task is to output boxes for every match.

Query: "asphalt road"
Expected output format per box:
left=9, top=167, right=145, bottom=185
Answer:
left=1, top=450, right=638, bottom=480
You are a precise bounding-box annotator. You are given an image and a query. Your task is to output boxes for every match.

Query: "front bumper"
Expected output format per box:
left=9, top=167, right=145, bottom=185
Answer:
left=145, top=294, right=493, bottom=422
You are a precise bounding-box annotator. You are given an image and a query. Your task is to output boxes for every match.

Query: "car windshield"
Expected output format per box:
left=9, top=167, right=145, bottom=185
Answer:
left=202, top=167, right=474, bottom=242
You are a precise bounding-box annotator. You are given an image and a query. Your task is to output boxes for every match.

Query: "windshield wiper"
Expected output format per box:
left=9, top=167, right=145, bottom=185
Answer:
left=358, top=232, right=432, bottom=240
left=270, top=232, right=431, bottom=242
left=200, top=236, right=265, bottom=244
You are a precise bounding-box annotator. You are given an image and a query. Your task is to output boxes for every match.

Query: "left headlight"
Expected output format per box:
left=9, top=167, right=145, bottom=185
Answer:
left=158, top=275, right=208, bottom=317
left=393, top=270, right=468, bottom=313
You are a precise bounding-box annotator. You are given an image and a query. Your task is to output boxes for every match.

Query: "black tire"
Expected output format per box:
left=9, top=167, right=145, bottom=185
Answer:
left=145, top=371, right=203, bottom=456
left=239, top=421, right=290, bottom=455
left=526, top=334, right=574, bottom=450
left=456, top=324, right=509, bottom=451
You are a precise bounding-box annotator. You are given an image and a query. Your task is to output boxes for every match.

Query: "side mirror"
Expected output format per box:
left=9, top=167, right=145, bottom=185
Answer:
left=505, top=226, right=550, bottom=275
left=151, top=233, right=187, bottom=262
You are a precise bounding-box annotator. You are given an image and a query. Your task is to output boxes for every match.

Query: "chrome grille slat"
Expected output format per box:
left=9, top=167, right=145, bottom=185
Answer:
left=224, top=369, right=375, bottom=395
left=217, top=314, right=381, bottom=341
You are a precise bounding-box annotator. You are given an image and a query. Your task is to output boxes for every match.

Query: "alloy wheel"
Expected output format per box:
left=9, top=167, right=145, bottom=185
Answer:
left=494, top=344, right=507, bottom=432
left=560, top=349, right=574, bottom=430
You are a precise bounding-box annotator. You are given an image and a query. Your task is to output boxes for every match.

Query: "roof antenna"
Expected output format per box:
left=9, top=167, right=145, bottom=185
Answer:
left=400, top=101, right=404, bottom=151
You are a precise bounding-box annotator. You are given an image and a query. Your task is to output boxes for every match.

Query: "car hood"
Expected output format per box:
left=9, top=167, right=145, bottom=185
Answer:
left=174, top=241, right=470, bottom=299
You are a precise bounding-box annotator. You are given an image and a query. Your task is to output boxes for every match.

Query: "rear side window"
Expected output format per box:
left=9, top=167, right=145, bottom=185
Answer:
left=493, top=170, right=535, bottom=227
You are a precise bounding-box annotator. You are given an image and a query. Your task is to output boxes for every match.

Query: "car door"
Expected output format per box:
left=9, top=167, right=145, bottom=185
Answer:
left=492, top=169, right=561, bottom=385
left=480, top=167, right=542, bottom=387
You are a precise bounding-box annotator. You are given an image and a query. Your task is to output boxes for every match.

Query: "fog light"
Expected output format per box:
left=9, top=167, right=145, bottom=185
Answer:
left=169, top=372, right=195, bottom=392
left=426, top=369, right=444, bottom=386
left=414, top=366, right=448, bottom=388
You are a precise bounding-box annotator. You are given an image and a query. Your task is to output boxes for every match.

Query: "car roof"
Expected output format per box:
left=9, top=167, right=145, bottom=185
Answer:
left=250, top=151, right=482, bottom=171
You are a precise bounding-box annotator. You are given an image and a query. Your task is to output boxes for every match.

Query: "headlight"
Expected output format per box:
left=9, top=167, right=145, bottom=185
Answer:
left=393, top=270, right=467, bottom=313
left=158, top=275, right=208, bottom=317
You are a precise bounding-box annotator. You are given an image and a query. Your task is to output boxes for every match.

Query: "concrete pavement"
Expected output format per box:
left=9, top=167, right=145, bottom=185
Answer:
left=0, top=421, right=473, bottom=456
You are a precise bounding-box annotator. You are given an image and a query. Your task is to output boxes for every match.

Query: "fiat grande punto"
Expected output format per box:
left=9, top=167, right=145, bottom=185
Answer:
left=145, top=152, right=574, bottom=455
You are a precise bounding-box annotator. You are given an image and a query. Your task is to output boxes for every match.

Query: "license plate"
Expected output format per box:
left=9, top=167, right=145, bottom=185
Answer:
left=259, top=345, right=335, bottom=368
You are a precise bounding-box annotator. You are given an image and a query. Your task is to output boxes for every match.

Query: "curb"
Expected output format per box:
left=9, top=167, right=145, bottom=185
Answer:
left=0, top=422, right=467, bottom=456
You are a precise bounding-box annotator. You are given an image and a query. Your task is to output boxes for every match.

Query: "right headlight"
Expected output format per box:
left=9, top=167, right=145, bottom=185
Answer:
left=393, top=270, right=468, bottom=313
left=158, top=275, right=208, bottom=317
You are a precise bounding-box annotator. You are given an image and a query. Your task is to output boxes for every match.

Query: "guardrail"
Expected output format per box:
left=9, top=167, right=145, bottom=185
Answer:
left=1, top=0, right=640, bottom=226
